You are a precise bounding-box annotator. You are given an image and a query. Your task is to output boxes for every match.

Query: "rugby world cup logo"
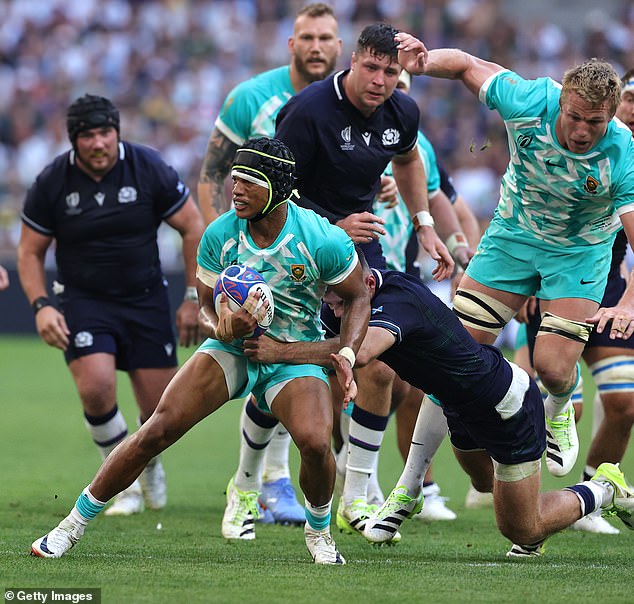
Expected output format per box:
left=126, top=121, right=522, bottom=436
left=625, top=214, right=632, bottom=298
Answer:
left=340, top=125, right=354, bottom=151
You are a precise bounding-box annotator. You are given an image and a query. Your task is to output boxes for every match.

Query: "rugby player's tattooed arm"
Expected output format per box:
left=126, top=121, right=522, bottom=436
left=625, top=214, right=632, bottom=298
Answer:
left=198, top=127, right=239, bottom=224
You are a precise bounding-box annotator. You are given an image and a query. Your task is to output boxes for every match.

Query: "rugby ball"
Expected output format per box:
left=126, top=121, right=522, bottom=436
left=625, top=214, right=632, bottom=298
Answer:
left=213, top=265, right=274, bottom=337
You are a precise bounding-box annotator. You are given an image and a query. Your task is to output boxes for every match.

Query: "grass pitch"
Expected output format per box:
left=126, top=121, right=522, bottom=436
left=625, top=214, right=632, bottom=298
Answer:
left=1, top=336, right=633, bottom=603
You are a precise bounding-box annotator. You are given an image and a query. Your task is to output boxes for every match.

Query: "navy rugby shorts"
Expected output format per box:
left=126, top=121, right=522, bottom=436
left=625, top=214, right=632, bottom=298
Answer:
left=443, top=372, right=546, bottom=465
left=56, top=278, right=177, bottom=371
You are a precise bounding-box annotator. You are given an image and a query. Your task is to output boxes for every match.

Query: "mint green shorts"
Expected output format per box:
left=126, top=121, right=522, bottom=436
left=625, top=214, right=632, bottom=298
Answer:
left=466, top=217, right=613, bottom=303
left=197, top=338, right=329, bottom=413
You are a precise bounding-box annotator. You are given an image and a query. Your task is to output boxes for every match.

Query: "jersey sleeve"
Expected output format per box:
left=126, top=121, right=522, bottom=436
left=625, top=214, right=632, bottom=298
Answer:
left=140, top=146, right=189, bottom=219
left=196, top=215, right=233, bottom=275
left=215, top=81, right=260, bottom=145
left=368, top=291, right=417, bottom=345
left=612, top=135, right=634, bottom=216
left=479, top=70, right=551, bottom=121
left=21, top=175, right=55, bottom=235
left=313, top=219, right=358, bottom=285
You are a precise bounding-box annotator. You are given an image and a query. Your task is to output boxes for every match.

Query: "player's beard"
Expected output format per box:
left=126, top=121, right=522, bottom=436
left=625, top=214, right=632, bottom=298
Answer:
left=294, top=54, right=336, bottom=84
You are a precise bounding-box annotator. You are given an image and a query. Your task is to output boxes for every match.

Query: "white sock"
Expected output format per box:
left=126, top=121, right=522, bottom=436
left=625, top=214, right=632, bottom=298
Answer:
left=84, top=406, right=128, bottom=460
left=343, top=406, right=387, bottom=506
left=367, top=452, right=384, bottom=502
left=591, top=391, right=605, bottom=439
left=398, top=396, right=448, bottom=495
left=235, top=398, right=277, bottom=491
left=544, top=364, right=579, bottom=419
left=262, top=427, right=291, bottom=483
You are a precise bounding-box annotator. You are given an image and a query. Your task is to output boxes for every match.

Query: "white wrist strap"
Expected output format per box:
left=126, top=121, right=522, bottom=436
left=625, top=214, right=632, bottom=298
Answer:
left=184, top=286, right=198, bottom=302
left=445, top=232, right=468, bottom=256
left=413, top=210, right=434, bottom=230
left=338, top=346, right=356, bottom=368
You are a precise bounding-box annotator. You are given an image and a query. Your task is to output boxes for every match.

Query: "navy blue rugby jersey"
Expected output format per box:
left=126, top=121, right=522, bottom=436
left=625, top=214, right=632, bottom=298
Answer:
left=275, top=70, right=419, bottom=222
left=321, top=269, right=514, bottom=406
left=22, top=141, right=189, bottom=297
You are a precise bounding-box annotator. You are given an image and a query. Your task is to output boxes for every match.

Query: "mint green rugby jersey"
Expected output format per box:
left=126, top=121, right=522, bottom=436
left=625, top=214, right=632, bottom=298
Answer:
left=197, top=200, right=357, bottom=343
left=373, top=131, right=441, bottom=271
left=215, top=66, right=294, bottom=143
left=480, top=69, right=634, bottom=247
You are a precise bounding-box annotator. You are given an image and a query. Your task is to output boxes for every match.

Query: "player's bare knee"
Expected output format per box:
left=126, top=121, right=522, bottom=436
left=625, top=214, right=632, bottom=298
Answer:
left=533, top=362, right=573, bottom=393
left=294, top=432, right=332, bottom=465
left=135, top=414, right=173, bottom=456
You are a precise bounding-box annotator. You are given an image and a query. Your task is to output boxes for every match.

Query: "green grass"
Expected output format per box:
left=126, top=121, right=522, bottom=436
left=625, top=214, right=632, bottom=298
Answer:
left=2, top=336, right=633, bottom=603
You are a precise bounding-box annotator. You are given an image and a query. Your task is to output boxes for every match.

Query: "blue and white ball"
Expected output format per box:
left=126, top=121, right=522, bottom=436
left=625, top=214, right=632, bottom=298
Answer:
left=213, top=265, right=274, bottom=337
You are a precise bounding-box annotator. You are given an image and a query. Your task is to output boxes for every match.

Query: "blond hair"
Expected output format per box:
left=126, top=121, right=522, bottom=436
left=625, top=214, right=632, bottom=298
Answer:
left=296, top=3, right=336, bottom=20
left=561, top=59, right=621, bottom=116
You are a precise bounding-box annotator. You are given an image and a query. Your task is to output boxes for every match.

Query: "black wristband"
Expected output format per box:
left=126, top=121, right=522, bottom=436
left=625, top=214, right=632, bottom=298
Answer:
left=32, top=296, right=52, bottom=315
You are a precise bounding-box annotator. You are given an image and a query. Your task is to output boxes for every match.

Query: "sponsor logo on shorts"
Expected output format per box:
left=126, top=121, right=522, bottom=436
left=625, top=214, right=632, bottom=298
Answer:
left=74, top=331, right=93, bottom=348
left=164, top=343, right=174, bottom=356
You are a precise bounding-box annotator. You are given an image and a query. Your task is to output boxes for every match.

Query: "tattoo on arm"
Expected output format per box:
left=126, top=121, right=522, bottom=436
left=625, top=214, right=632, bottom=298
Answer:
left=199, top=128, right=239, bottom=215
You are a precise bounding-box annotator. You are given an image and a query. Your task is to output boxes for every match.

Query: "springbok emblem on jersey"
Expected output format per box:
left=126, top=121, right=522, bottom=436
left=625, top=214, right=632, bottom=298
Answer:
left=583, top=175, right=599, bottom=194
left=290, top=264, right=306, bottom=282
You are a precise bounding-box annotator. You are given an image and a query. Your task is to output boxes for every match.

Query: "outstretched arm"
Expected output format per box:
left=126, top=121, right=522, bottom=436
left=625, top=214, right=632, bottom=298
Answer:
left=395, top=32, right=504, bottom=96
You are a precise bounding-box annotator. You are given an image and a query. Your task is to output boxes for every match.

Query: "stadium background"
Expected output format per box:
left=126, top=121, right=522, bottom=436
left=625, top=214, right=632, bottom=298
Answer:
left=0, top=0, right=633, bottom=332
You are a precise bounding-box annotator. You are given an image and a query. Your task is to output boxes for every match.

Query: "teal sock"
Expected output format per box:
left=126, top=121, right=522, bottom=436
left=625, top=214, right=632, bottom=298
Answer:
left=75, top=486, right=107, bottom=521
left=305, top=498, right=331, bottom=530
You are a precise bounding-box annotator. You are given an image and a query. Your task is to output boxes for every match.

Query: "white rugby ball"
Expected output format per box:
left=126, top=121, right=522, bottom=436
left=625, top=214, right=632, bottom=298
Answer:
left=213, top=265, right=274, bottom=337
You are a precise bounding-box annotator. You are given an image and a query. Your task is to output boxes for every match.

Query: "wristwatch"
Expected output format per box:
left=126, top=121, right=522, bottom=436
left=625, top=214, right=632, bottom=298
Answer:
left=32, top=296, right=52, bottom=314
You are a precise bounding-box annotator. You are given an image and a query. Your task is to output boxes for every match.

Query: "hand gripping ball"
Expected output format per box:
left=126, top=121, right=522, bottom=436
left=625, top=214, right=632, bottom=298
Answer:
left=213, top=265, right=274, bottom=337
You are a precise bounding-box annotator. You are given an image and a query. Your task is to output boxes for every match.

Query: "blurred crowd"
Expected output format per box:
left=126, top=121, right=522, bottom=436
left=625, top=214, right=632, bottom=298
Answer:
left=1, top=0, right=633, bottom=266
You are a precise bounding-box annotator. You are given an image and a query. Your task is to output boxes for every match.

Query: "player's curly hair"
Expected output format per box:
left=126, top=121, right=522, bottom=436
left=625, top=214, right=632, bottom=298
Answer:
left=356, top=23, right=400, bottom=60
left=561, top=59, right=622, bottom=116
left=66, top=94, right=120, bottom=145
left=231, top=137, right=296, bottom=220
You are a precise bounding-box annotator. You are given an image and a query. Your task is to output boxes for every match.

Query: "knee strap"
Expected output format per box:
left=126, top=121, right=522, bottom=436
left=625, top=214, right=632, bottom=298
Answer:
left=589, top=355, right=634, bottom=394
left=493, top=459, right=541, bottom=482
left=537, top=312, right=593, bottom=344
left=453, top=289, right=515, bottom=336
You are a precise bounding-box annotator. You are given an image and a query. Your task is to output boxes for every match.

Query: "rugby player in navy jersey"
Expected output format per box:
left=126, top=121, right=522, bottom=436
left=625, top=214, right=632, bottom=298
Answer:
left=275, top=22, right=454, bottom=533
left=17, top=94, right=205, bottom=517
left=243, top=255, right=634, bottom=556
